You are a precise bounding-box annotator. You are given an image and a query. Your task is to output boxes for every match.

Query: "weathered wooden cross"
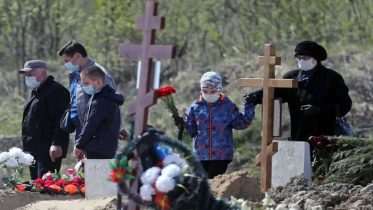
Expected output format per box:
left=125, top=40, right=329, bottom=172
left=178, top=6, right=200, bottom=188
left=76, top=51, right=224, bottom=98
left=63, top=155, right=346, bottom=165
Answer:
left=240, top=44, right=298, bottom=192
left=118, top=2, right=176, bottom=209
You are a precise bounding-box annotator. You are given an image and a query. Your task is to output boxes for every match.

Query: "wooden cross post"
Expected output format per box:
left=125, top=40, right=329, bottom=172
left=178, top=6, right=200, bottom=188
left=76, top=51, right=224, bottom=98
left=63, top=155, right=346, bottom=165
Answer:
left=118, top=2, right=176, bottom=209
left=240, top=44, right=298, bottom=192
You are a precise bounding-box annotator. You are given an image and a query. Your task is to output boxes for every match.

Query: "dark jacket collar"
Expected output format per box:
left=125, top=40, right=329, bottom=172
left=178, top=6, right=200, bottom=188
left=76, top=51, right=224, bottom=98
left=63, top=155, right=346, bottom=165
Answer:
left=34, top=76, right=55, bottom=93
left=296, top=64, right=325, bottom=83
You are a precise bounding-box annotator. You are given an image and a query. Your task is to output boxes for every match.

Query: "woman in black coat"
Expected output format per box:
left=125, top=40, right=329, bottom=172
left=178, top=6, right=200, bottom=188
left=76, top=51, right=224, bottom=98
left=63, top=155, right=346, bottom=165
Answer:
left=245, top=41, right=352, bottom=141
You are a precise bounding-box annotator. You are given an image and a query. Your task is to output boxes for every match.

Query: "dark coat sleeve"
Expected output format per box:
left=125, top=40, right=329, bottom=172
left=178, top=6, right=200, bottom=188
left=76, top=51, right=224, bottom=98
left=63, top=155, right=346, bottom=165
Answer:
left=48, top=85, right=70, bottom=146
left=75, top=99, right=110, bottom=149
left=319, top=72, right=352, bottom=117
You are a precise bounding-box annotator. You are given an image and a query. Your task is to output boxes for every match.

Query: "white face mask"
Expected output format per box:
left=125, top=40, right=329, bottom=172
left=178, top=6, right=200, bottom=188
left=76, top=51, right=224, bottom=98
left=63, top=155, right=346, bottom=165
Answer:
left=25, top=71, right=42, bottom=89
left=202, top=92, right=220, bottom=103
left=298, top=59, right=316, bottom=71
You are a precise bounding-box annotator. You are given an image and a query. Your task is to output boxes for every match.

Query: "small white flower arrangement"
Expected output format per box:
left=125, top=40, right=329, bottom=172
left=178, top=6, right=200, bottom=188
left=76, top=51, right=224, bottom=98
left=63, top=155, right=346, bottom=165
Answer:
left=0, top=147, right=34, bottom=189
left=138, top=145, right=189, bottom=209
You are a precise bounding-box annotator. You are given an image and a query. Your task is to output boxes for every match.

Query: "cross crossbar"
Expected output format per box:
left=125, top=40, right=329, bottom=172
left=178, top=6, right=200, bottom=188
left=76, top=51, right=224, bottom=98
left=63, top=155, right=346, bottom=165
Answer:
left=240, top=78, right=298, bottom=88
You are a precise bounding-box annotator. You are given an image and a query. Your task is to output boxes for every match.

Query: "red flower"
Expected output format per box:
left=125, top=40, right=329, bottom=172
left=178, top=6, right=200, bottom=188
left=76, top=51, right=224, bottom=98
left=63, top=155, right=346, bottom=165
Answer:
left=64, top=184, right=78, bottom=195
left=67, top=180, right=80, bottom=187
left=330, top=145, right=338, bottom=152
left=15, top=185, right=26, bottom=191
left=109, top=169, right=128, bottom=183
left=156, top=86, right=176, bottom=98
left=55, top=179, right=68, bottom=186
left=44, top=180, right=55, bottom=187
left=34, top=178, right=45, bottom=185
left=316, top=141, right=324, bottom=148
left=155, top=194, right=170, bottom=210
left=308, top=136, right=320, bottom=147
left=47, top=184, right=61, bottom=193
left=317, top=175, right=325, bottom=180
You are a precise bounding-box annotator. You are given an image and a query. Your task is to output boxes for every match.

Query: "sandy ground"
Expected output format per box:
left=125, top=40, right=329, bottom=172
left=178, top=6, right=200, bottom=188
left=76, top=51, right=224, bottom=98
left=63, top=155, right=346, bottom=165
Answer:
left=2, top=171, right=372, bottom=210
left=0, top=170, right=262, bottom=210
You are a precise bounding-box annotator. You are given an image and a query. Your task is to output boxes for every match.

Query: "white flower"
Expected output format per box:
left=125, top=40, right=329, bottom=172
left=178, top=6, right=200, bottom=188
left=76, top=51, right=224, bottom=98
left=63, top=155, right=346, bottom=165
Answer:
left=275, top=204, right=288, bottom=210
left=0, top=152, right=10, bottom=162
left=230, top=196, right=238, bottom=203
left=155, top=175, right=175, bottom=193
left=241, top=201, right=252, bottom=210
left=311, top=205, right=323, bottom=210
left=163, top=154, right=183, bottom=166
left=141, top=167, right=161, bottom=185
left=8, top=147, right=24, bottom=158
left=140, top=184, right=155, bottom=201
left=5, top=157, right=18, bottom=167
left=18, top=153, right=34, bottom=166
left=289, top=203, right=301, bottom=210
left=161, top=164, right=182, bottom=178
left=262, top=193, right=276, bottom=206
left=163, top=154, right=188, bottom=172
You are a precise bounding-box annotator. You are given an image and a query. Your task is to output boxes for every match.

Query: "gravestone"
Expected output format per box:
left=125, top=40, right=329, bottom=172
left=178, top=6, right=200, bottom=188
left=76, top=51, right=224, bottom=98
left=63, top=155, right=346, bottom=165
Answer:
left=0, top=168, right=3, bottom=188
left=85, top=159, right=116, bottom=198
left=271, top=140, right=312, bottom=188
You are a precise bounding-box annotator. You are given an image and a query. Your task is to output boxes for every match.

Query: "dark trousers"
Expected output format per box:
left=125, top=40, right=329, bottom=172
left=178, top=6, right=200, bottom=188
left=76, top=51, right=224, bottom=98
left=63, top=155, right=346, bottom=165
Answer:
left=30, top=156, right=62, bottom=180
left=200, top=160, right=231, bottom=179
left=74, top=122, right=82, bottom=141
left=86, top=151, right=111, bottom=159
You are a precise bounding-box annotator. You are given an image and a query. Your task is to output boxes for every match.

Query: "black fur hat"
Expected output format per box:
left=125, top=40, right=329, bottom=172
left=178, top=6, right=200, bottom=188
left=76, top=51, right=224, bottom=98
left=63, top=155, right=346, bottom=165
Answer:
left=294, top=41, right=327, bottom=61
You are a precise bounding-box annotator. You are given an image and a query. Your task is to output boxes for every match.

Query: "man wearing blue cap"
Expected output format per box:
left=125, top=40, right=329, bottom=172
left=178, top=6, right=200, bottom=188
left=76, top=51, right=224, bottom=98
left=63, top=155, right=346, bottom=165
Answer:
left=20, top=60, right=70, bottom=179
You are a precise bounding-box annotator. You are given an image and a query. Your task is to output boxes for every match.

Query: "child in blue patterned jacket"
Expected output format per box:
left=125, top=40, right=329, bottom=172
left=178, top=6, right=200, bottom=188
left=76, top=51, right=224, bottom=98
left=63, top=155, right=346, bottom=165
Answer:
left=174, top=71, right=255, bottom=179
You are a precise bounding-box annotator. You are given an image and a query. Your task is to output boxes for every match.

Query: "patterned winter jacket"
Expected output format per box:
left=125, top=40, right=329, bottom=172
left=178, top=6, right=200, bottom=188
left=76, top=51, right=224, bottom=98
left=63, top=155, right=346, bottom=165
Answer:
left=185, top=93, right=255, bottom=161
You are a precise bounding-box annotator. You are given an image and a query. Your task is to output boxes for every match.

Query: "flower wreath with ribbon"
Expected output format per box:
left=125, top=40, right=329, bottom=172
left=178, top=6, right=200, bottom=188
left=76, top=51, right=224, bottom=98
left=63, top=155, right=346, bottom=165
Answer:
left=111, top=126, right=239, bottom=210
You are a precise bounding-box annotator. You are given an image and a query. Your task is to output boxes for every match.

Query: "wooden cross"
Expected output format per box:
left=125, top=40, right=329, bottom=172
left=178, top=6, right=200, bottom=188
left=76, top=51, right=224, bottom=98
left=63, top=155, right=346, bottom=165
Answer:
left=118, top=2, right=176, bottom=209
left=240, top=44, right=298, bottom=192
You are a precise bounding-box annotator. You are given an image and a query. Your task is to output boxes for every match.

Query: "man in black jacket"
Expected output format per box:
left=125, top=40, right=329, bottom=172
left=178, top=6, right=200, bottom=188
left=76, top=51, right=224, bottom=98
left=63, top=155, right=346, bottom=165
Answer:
left=245, top=41, right=352, bottom=141
left=20, top=60, right=70, bottom=179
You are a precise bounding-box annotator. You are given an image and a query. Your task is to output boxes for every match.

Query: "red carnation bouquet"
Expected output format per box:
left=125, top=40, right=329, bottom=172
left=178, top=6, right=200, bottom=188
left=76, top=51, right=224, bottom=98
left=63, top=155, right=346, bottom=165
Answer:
left=156, top=86, right=178, bottom=117
left=155, top=86, right=187, bottom=140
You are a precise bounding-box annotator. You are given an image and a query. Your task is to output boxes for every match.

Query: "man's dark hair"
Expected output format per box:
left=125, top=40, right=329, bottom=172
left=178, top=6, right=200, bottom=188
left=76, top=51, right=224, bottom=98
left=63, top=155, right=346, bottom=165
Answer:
left=80, top=66, right=105, bottom=81
left=57, top=40, right=88, bottom=57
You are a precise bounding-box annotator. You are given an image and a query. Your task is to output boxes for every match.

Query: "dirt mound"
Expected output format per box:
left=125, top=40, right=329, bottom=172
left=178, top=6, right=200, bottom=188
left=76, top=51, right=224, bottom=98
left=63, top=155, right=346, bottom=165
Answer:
left=209, top=170, right=264, bottom=202
left=3, top=172, right=373, bottom=209
left=0, top=189, right=141, bottom=210
left=0, top=189, right=81, bottom=210
left=16, top=197, right=120, bottom=210
left=268, top=175, right=373, bottom=210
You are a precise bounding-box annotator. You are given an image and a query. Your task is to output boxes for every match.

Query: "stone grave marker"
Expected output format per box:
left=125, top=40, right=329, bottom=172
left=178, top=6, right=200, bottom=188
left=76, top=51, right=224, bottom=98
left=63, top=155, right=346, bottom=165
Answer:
left=85, top=159, right=116, bottom=198
left=0, top=168, right=3, bottom=188
left=271, top=140, right=312, bottom=188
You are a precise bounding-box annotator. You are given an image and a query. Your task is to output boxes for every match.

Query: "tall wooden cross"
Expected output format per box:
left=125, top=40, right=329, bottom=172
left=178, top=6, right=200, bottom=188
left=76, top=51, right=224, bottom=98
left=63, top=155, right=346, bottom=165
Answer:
left=118, top=2, right=176, bottom=209
left=240, top=44, right=298, bottom=192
